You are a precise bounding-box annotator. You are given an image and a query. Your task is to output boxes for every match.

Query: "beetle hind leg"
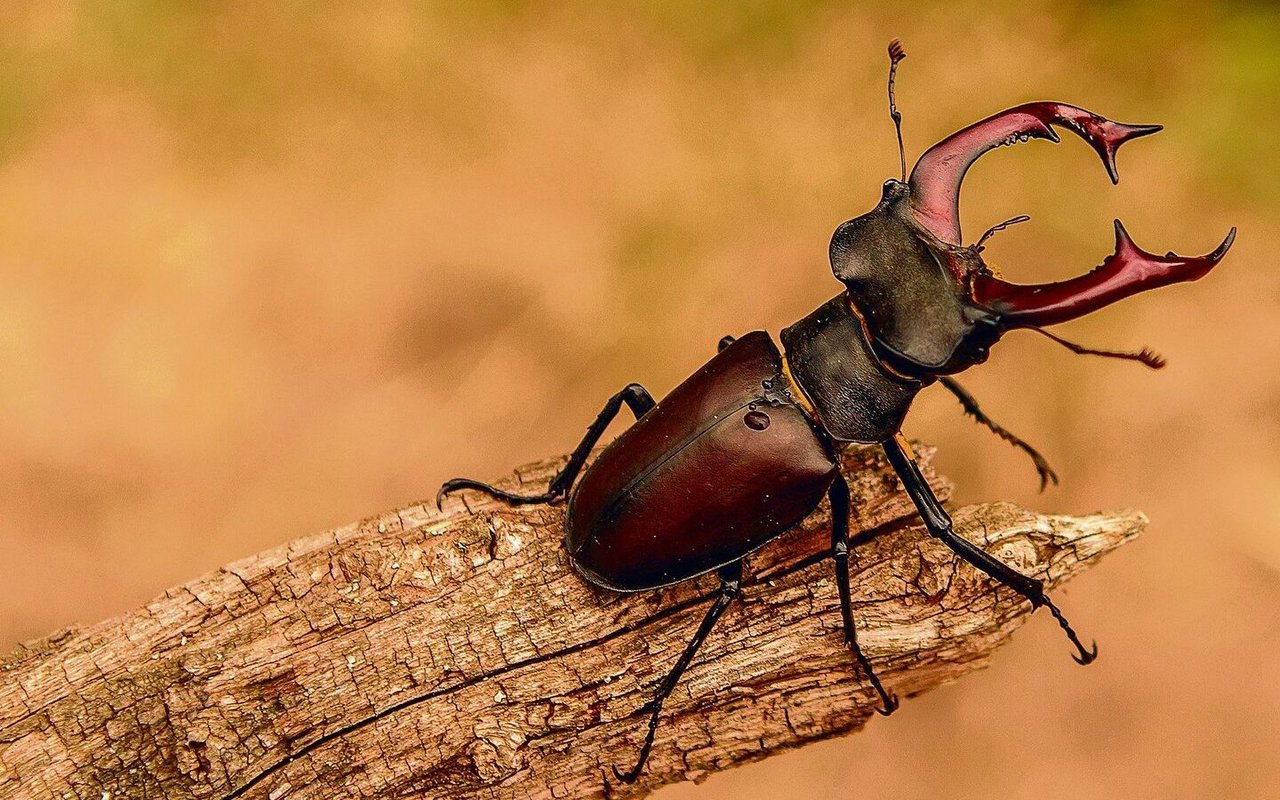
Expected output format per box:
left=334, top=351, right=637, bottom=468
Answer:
left=611, top=561, right=743, bottom=784
left=829, top=473, right=899, bottom=715
left=436, top=383, right=655, bottom=510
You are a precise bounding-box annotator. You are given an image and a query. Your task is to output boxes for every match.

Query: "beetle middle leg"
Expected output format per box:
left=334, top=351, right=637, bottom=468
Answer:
left=829, top=473, right=899, bottom=715
left=883, top=435, right=1098, bottom=665
left=612, top=561, right=743, bottom=784
left=938, top=376, right=1058, bottom=491
left=436, top=383, right=656, bottom=509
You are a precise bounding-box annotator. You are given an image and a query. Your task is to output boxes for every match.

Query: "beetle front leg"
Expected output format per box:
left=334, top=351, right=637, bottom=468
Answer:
left=436, top=383, right=655, bottom=510
left=612, top=561, right=744, bottom=784
left=882, top=435, right=1097, bottom=665
left=938, top=377, right=1059, bottom=491
left=829, top=472, right=899, bottom=715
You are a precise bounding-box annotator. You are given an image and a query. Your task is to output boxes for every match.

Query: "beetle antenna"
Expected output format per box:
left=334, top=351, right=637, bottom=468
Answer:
left=974, top=214, right=1031, bottom=251
left=887, top=39, right=907, bottom=182
left=1028, top=326, right=1166, bottom=369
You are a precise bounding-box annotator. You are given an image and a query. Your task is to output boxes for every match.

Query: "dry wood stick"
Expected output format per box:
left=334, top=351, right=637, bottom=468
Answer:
left=0, top=444, right=1144, bottom=800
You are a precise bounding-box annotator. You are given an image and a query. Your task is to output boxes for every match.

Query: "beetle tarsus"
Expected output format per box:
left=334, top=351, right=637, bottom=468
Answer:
left=939, top=377, right=1059, bottom=492
left=1043, top=596, right=1099, bottom=665
left=435, top=382, right=657, bottom=511
left=829, top=474, right=900, bottom=716
left=434, top=478, right=557, bottom=511
left=611, top=763, right=640, bottom=785
left=611, top=698, right=663, bottom=784
left=875, top=690, right=901, bottom=716
left=612, top=562, right=744, bottom=783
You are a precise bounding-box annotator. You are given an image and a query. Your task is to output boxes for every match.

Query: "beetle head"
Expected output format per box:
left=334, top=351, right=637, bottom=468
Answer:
left=831, top=52, right=1235, bottom=379
left=830, top=176, right=999, bottom=375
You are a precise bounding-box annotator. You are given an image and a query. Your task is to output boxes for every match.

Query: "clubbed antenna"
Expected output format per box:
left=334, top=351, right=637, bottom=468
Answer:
left=975, top=214, right=1031, bottom=251
left=1029, top=326, right=1166, bottom=369
left=887, top=39, right=907, bottom=182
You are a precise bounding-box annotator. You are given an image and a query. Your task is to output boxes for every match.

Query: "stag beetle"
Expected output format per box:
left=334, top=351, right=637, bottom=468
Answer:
left=437, top=42, right=1235, bottom=783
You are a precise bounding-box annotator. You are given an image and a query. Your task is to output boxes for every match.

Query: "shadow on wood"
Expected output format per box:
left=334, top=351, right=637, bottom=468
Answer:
left=0, top=444, right=1144, bottom=799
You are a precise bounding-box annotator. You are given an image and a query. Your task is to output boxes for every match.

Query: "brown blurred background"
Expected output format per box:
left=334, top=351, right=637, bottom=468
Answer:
left=1, top=1, right=1276, bottom=797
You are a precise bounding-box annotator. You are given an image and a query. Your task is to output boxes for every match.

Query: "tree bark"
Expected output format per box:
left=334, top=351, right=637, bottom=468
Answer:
left=0, top=444, right=1144, bottom=800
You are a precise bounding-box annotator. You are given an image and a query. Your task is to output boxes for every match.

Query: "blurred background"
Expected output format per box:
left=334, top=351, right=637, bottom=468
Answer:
left=1, top=1, right=1276, bottom=797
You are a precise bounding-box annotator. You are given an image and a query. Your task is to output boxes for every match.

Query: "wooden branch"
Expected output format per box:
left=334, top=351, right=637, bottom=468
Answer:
left=0, top=444, right=1144, bottom=800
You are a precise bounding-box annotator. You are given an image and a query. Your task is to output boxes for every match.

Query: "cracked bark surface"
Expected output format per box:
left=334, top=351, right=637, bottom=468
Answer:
left=0, top=444, right=1144, bottom=800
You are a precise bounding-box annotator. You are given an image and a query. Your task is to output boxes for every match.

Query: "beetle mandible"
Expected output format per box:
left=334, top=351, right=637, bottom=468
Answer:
left=436, top=41, right=1235, bottom=783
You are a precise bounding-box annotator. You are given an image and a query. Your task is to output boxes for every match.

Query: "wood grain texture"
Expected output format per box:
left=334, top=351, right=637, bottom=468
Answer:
left=0, top=444, right=1144, bottom=800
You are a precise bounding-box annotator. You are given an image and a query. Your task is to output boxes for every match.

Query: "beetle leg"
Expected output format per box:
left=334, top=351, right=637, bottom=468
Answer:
left=436, top=383, right=655, bottom=510
left=612, top=561, right=744, bottom=784
left=829, top=473, right=899, bottom=715
left=938, top=377, right=1059, bottom=492
left=883, top=435, right=1098, bottom=665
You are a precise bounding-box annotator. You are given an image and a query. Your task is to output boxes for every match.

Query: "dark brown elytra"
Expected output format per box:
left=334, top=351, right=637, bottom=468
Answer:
left=437, top=41, right=1235, bottom=784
